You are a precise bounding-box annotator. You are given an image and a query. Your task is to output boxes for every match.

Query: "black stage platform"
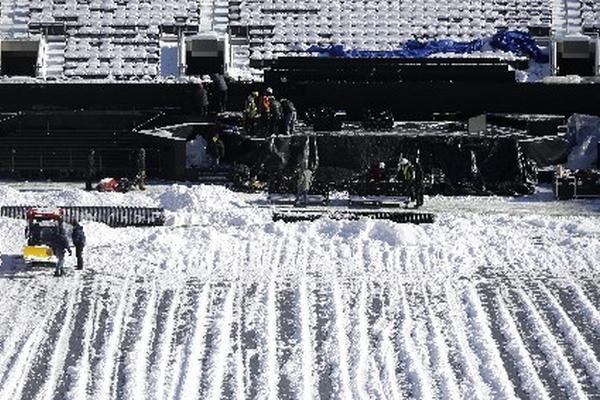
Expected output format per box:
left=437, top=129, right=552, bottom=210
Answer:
left=0, top=77, right=594, bottom=184
left=200, top=121, right=544, bottom=195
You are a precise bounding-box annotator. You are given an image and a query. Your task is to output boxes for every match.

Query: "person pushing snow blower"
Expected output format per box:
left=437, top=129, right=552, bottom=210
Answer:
left=50, top=228, right=71, bottom=277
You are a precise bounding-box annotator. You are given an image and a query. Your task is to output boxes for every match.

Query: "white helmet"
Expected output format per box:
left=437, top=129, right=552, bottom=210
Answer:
left=378, top=162, right=386, bottom=169
left=400, top=158, right=409, bottom=166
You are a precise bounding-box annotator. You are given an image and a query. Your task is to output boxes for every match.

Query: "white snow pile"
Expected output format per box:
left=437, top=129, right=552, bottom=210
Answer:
left=566, top=114, right=600, bottom=170
left=0, top=184, right=156, bottom=208
left=157, top=184, right=268, bottom=227
left=1, top=183, right=600, bottom=398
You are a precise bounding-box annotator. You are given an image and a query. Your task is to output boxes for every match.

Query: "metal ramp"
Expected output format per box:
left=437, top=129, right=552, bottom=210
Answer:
left=273, top=208, right=435, bottom=224
left=1, top=206, right=165, bottom=227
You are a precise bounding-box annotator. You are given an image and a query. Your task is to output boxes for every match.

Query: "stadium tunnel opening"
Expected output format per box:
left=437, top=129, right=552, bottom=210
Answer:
left=553, top=35, right=600, bottom=76
left=184, top=34, right=228, bottom=76
left=0, top=40, right=40, bottom=77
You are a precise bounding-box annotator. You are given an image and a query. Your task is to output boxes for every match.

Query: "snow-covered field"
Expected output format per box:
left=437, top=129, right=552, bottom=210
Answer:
left=0, top=182, right=599, bottom=399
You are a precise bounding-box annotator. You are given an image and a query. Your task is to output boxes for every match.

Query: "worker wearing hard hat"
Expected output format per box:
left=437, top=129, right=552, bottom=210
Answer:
left=244, top=91, right=260, bottom=135
left=397, top=158, right=414, bottom=185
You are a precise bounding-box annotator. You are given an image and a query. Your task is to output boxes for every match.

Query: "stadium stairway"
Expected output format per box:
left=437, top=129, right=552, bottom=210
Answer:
left=199, top=0, right=229, bottom=33
left=553, top=0, right=583, bottom=34
left=44, top=36, right=66, bottom=79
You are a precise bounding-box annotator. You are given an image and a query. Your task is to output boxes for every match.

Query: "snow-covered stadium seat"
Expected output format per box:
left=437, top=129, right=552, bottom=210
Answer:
left=1, top=0, right=200, bottom=80
left=230, top=0, right=552, bottom=67
left=1, top=0, right=555, bottom=81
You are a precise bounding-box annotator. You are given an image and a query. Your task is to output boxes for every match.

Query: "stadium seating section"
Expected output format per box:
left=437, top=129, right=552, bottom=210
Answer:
left=0, top=0, right=561, bottom=80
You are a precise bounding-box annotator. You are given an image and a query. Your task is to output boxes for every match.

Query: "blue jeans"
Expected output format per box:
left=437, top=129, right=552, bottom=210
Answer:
left=284, top=111, right=297, bottom=135
left=296, top=190, right=308, bottom=205
left=55, top=254, right=65, bottom=275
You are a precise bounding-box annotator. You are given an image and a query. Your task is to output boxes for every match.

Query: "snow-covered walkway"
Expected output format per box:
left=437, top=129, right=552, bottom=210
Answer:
left=0, top=183, right=599, bottom=399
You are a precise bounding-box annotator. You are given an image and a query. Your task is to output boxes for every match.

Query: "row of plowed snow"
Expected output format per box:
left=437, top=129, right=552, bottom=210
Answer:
left=0, top=184, right=599, bottom=399
left=0, top=241, right=599, bottom=398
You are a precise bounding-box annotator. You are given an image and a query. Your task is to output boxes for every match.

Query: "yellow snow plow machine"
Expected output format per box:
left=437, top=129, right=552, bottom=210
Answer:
left=23, top=208, right=64, bottom=267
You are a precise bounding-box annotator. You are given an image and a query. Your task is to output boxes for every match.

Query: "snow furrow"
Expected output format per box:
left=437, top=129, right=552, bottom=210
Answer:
left=174, top=284, right=210, bottom=400
left=347, top=279, right=371, bottom=400
left=329, top=275, right=352, bottom=399
left=202, top=284, right=236, bottom=400
left=262, top=244, right=281, bottom=400
left=570, top=284, right=600, bottom=337
left=123, top=287, right=158, bottom=400
left=33, top=287, right=80, bottom=400
left=394, top=284, right=434, bottom=399
left=151, top=289, right=180, bottom=400
left=515, top=288, right=587, bottom=399
left=0, top=285, right=49, bottom=383
left=164, top=288, right=197, bottom=400
left=422, top=285, right=460, bottom=400
left=0, top=292, right=64, bottom=400
left=274, top=237, right=304, bottom=400
left=537, top=284, right=600, bottom=391
left=311, top=280, right=353, bottom=400
left=97, top=282, right=132, bottom=399
left=223, top=281, right=245, bottom=400
left=461, top=284, right=516, bottom=398
left=64, top=293, right=97, bottom=400
left=495, top=293, right=550, bottom=400
left=298, top=276, right=315, bottom=400
left=444, top=283, right=491, bottom=399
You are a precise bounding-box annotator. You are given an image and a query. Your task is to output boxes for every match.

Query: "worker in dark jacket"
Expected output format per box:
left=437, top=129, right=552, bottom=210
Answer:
left=86, top=149, right=96, bottom=191
left=211, top=73, right=228, bottom=112
left=136, top=148, right=146, bottom=190
left=194, top=81, right=209, bottom=118
left=71, top=221, right=86, bottom=270
left=243, top=91, right=259, bottom=135
left=413, top=161, right=424, bottom=207
left=208, top=134, right=225, bottom=166
left=281, top=99, right=297, bottom=135
left=269, top=98, right=283, bottom=135
left=51, top=230, right=71, bottom=277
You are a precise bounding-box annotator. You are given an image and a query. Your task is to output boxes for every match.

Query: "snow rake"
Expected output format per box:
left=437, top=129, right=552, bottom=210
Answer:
left=272, top=209, right=435, bottom=224
left=1, top=206, right=165, bottom=227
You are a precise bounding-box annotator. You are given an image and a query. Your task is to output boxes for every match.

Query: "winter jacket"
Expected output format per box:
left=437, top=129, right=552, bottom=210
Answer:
left=51, top=233, right=70, bottom=257
left=297, top=169, right=314, bottom=193
left=72, top=226, right=86, bottom=248
left=195, top=83, right=209, bottom=107
left=137, top=149, right=146, bottom=171
left=244, top=95, right=258, bottom=119
left=259, top=95, right=271, bottom=115
left=398, top=163, right=415, bottom=184
left=270, top=100, right=283, bottom=120
left=88, top=151, right=96, bottom=171
left=208, top=137, right=225, bottom=159
left=211, top=74, right=228, bottom=92
left=281, top=99, right=296, bottom=115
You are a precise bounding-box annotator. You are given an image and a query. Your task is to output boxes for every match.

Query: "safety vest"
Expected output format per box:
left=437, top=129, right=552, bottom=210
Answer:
left=398, top=163, right=415, bottom=183
left=245, top=96, right=258, bottom=118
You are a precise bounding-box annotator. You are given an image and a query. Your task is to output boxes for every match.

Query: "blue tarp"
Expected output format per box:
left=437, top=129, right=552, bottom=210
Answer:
left=306, top=30, right=549, bottom=63
left=490, top=30, right=548, bottom=63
